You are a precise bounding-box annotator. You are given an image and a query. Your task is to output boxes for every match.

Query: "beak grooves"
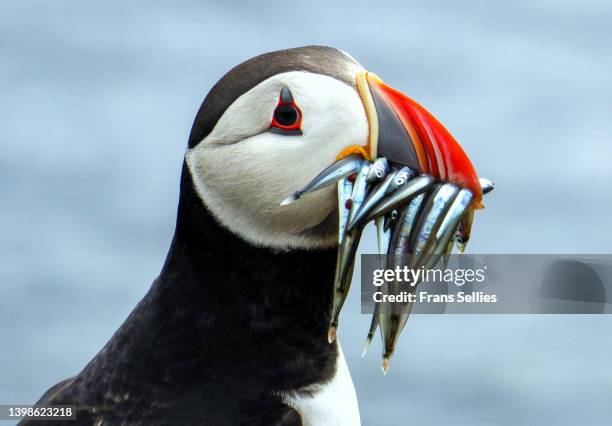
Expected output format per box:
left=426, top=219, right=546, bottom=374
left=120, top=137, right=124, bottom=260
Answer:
left=364, top=72, right=484, bottom=209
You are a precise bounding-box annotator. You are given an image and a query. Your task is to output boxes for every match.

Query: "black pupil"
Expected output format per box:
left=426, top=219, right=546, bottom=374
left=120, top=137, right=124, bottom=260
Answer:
left=274, top=105, right=298, bottom=127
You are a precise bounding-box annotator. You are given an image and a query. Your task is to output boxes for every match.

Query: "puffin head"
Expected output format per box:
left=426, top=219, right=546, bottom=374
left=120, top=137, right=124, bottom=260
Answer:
left=185, top=46, right=481, bottom=250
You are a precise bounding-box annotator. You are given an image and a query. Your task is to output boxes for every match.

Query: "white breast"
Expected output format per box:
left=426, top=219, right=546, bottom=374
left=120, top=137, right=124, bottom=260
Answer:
left=278, top=344, right=361, bottom=426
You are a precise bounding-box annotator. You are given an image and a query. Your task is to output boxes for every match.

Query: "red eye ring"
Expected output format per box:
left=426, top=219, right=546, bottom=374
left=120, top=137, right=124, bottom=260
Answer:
left=270, top=87, right=302, bottom=136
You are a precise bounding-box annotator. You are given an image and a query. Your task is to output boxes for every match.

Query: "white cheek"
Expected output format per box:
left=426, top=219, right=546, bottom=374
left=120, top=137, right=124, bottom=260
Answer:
left=186, top=134, right=339, bottom=249
left=204, top=90, right=278, bottom=146
left=186, top=72, right=368, bottom=249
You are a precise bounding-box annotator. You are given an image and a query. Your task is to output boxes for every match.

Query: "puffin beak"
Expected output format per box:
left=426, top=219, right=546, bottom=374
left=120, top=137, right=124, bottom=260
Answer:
left=282, top=71, right=494, bottom=371
left=352, top=71, right=483, bottom=209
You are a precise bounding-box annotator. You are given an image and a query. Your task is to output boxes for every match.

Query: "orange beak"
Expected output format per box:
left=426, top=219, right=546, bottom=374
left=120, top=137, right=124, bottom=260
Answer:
left=339, top=72, right=483, bottom=209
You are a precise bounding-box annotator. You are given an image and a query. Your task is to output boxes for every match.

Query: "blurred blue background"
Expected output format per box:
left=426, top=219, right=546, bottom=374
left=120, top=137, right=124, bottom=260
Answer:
left=2, top=1, right=612, bottom=424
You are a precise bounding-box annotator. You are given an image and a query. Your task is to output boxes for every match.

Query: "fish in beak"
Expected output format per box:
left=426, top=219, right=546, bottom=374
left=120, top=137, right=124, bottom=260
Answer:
left=282, top=70, right=493, bottom=372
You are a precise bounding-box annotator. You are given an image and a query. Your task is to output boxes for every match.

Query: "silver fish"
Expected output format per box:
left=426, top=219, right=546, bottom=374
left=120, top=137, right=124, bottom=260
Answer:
left=455, top=209, right=474, bottom=253
left=378, top=194, right=426, bottom=372
left=329, top=163, right=371, bottom=342
left=347, top=171, right=397, bottom=231
left=363, top=305, right=380, bottom=357
left=479, top=177, right=495, bottom=195
left=348, top=167, right=417, bottom=231
left=337, top=177, right=354, bottom=244
left=442, top=238, right=455, bottom=268
left=430, top=189, right=473, bottom=257
left=389, top=166, right=413, bottom=191
left=388, top=194, right=425, bottom=255
left=366, top=174, right=434, bottom=221
left=366, top=157, right=389, bottom=183
left=328, top=229, right=362, bottom=343
left=363, top=215, right=391, bottom=356
left=280, top=155, right=490, bottom=374
left=383, top=210, right=400, bottom=232
left=346, top=163, right=373, bottom=227
left=410, top=184, right=459, bottom=256
left=381, top=184, right=462, bottom=372
left=280, top=154, right=364, bottom=206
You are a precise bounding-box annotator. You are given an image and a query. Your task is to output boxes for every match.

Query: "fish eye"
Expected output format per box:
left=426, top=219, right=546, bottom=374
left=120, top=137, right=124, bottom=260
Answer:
left=270, top=87, right=302, bottom=136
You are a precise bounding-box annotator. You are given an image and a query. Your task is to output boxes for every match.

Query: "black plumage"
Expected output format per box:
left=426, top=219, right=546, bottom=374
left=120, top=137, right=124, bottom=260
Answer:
left=22, top=165, right=337, bottom=425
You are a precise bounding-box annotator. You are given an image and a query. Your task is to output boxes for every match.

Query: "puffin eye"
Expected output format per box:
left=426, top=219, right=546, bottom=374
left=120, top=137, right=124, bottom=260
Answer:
left=274, top=105, right=298, bottom=127
left=270, top=87, right=302, bottom=136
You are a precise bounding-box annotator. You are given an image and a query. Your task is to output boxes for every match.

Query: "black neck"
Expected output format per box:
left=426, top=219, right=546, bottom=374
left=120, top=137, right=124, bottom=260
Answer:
left=147, top=163, right=338, bottom=392
left=69, top=163, right=339, bottom=424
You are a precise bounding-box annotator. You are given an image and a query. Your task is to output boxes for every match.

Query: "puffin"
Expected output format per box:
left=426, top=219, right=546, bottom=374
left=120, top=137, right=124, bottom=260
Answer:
left=23, top=46, right=480, bottom=426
